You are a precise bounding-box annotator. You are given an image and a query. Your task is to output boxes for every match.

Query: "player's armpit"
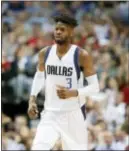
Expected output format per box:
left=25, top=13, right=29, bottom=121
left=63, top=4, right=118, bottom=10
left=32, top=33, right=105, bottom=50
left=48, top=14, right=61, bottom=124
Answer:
left=37, top=46, right=49, bottom=71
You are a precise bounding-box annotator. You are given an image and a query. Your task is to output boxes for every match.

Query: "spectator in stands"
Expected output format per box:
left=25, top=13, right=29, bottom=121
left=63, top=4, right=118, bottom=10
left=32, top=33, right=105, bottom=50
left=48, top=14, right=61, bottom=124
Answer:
left=95, top=131, right=119, bottom=150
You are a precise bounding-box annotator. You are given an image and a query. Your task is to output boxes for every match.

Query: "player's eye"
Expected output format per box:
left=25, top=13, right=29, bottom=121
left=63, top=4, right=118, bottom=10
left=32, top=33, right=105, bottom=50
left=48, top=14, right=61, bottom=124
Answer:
left=55, top=27, right=65, bottom=32
left=55, top=28, right=59, bottom=31
left=60, top=28, right=65, bottom=32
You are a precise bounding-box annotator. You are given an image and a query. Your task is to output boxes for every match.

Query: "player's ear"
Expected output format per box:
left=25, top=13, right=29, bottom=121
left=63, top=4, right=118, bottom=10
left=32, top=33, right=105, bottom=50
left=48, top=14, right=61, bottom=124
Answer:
left=69, top=27, right=74, bottom=37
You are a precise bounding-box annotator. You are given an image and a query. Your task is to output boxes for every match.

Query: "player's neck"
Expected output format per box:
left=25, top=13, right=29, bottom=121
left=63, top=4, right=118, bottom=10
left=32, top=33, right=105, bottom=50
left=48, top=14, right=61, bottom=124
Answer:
left=57, top=43, right=71, bottom=54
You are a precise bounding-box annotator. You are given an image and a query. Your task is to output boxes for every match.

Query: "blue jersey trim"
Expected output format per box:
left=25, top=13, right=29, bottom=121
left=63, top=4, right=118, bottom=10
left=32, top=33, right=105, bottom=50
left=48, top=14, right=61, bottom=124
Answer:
left=44, top=46, right=52, bottom=64
left=44, top=46, right=52, bottom=79
left=81, top=104, right=86, bottom=120
left=74, top=47, right=81, bottom=80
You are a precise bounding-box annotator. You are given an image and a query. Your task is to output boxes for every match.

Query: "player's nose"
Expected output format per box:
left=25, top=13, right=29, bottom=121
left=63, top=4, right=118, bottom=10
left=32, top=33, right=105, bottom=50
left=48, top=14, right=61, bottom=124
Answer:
left=56, top=29, right=62, bottom=35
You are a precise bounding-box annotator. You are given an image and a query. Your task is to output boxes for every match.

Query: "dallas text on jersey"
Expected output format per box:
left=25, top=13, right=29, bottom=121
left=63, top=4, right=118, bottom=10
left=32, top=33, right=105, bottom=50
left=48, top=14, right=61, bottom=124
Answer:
left=47, top=65, right=73, bottom=76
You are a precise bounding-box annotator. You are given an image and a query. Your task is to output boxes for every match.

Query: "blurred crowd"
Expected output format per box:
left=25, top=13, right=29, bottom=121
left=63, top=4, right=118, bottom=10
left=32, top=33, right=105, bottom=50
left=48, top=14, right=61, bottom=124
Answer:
left=2, top=1, right=129, bottom=150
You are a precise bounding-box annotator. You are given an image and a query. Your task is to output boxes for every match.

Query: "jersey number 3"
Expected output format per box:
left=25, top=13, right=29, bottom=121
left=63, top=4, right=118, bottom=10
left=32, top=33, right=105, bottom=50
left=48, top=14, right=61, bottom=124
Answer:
left=66, top=78, right=72, bottom=89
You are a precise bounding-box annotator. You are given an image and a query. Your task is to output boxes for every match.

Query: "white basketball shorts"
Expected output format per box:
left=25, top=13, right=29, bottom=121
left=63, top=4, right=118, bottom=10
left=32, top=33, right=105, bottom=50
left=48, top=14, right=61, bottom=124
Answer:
left=31, top=107, right=88, bottom=150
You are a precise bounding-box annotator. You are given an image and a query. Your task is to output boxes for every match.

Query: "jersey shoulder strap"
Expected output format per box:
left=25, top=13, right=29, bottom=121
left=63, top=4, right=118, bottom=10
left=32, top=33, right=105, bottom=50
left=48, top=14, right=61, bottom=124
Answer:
left=44, top=46, right=52, bottom=79
left=74, top=47, right=81, bottom=80
left=44, top=46, right=52, bottom=65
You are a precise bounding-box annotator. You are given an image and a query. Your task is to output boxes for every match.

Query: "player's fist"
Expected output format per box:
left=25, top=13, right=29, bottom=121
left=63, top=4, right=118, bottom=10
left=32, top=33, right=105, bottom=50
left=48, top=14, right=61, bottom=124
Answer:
left=28, top=97, right=39, bottom=119
left=56, top=85, right=78, bottom=99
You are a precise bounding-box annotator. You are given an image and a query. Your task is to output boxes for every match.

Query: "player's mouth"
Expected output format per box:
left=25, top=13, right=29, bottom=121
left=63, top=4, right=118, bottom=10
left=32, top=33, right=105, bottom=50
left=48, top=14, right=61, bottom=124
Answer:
left=55, top=35, right=62, bottom=39
left=55, top=37, right=62, bottom=40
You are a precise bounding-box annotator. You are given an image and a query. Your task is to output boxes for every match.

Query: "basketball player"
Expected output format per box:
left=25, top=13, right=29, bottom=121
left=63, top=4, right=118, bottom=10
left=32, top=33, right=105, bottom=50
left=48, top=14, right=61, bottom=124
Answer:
left=28, top=14, right=99, bottom=150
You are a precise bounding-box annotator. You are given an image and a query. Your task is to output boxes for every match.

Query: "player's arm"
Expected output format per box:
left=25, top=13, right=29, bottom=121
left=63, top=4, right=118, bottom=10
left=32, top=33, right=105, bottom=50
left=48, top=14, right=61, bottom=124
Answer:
left=77, top=49, right=100, bottom=97
left=28, top=47, right=47, bottom=119
left=57, top=50, right=99, bottom=99
left=30, top=48, right=46, bottom=99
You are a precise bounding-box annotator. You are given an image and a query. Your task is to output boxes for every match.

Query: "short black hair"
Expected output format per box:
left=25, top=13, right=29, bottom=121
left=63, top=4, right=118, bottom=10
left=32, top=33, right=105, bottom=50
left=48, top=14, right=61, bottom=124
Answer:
left=53, top=13, right=78, bottom=28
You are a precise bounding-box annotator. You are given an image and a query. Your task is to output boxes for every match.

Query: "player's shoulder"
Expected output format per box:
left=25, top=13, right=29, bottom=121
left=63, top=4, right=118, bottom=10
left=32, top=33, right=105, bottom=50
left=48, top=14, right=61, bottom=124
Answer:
left=39, top=46, right=50, bottom=55
left=77, top=46, right=89, bottom=58
left=75, top=46, right=91, bottom=66
left=38, top=45, right=53, bottom=58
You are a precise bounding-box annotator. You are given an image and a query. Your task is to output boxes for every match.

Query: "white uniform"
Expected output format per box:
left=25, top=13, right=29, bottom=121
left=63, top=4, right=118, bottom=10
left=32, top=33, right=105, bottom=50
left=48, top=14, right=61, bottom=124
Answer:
left=32, top=44, right=87, bottom=150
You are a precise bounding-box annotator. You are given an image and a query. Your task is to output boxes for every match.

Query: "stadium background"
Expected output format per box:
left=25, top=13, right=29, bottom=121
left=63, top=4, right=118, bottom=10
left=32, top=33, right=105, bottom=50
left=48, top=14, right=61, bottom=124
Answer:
left=1, top=1, right=129, bottom=150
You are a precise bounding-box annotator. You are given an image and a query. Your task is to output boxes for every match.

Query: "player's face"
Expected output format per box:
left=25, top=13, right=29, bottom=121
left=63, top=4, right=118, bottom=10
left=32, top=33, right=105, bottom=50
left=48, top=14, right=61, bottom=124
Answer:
left=54, top=22, right=73, bottom=45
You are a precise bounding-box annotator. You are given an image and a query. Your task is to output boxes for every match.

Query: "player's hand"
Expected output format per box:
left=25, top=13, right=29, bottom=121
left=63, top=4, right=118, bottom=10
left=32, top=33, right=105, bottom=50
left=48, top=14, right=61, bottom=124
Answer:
left=28, top=97, right=39, bottom=119
left=56, top=85, right=78, bottom=99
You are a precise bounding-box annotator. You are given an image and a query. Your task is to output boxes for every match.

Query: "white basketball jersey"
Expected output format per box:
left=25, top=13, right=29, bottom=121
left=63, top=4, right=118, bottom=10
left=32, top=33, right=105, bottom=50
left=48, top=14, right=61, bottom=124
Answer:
left=44, top=44, right=81, bottom=111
